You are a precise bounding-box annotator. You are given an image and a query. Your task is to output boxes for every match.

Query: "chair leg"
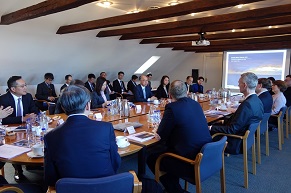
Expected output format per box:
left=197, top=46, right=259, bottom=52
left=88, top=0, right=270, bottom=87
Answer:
left=243, top=140, right=248, bottom=188
left=220, top=155, right=226, bottom=193
left=1, top=167, right=4, bottom=177
left=256, top=130, right=261, bottom=164
left=252, top=140, right=256, bottom=175
left=195, top=166, right=202, bottom=193
left=265, top=130, right=269, bottom=156
left=281, top=121, right=284, bottom=144
left=184, top=181, right=188, bottom=191
left=286, top=116, right=289, bottom=139
left=278, top=118, right=282, bottom=150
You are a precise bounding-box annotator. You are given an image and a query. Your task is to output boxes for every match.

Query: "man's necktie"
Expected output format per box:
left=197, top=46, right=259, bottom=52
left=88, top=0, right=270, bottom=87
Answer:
left=143, top=88, right=146, bottom=99
left=120, top=81, right=125, bottom=91
left=90, top=83, right=93, bottom=91
left=17, top=98, right=22, bottom=117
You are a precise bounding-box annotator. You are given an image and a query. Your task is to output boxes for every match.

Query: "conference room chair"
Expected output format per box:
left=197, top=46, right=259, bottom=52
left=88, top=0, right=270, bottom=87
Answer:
left=0, top=175, right=43, bottom=193
left=284, top=106, right=291, bottom=139
left=270, top=106, right=287, bottom=150
left=54, top=171, right=142, bottom=193
left=155, top=136, right=227, bottom=193
left=212, top=122, right=260, bottom=189
left=256, top=113, right=271, bottom=164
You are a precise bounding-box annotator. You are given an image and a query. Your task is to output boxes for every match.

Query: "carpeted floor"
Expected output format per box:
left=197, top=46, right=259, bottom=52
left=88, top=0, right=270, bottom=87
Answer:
left=3, top=129, right=291, bottom=193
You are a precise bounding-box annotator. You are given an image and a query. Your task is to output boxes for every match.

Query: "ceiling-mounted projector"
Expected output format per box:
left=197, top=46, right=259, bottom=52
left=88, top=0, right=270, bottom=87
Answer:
left=192, top=32, right=210, bottom=46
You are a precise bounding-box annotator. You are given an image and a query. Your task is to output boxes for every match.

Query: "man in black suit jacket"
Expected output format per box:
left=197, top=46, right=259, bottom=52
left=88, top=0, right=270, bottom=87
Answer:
left=284, top=75, right=291, bottom=107
left=210, top=72, right=264, bottom=154
left=113, top=71, right=127, bottom=94
left=44, top=85, right=121, bottom=186
left=147, top=80, right=212, bottom=193
left=60, top=74, right=73, bottom=92
left=185, top=76, right=194, bottom=93
left=256, top=78, right=273, bottom=113
left=84, top=73, right=96, bottom=92
left=35, top=73, right=57, bottom=102
left=134, top=75, right=157, bottom=102
left=127, top=75, right=138, bottom=94
left=0, top=76, right=39, bottom=182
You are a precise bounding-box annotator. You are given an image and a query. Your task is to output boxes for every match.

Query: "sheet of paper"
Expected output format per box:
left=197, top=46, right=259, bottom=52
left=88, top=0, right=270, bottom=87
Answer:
left=0, top=144, right=30, bottom=159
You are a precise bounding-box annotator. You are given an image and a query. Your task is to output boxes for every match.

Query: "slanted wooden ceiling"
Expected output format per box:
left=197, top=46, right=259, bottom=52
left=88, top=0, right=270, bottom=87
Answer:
left=1, top=0, right=291, bottom=53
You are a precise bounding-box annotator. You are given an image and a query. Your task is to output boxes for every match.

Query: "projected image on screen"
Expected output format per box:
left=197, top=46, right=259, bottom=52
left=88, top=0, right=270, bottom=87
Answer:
left=224, top=50, right=287, bottom=89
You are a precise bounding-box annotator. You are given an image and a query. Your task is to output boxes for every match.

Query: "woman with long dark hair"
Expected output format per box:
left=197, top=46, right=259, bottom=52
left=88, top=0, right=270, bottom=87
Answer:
left=91, top=77, right=110, bottom=108
left=155, top=75, right=170, bottom=99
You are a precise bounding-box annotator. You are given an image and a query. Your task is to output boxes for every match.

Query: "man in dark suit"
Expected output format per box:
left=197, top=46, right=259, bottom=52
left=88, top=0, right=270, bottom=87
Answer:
left=60, top=74, right=73, bottom=92
left=44, top=85, right=121, bottom=187
left=35, top=72, right=58, bottom=103
left=113, top=71, right=127, bottom=94
left=192, top=76, right=204, bottom=93
left=284, top=75, right=291, bottom=107
left=0, top=76, right=39, bottom=182
left=134, top=75, right=157, bottom=102
left=84, top=73, right=96, bottom=92
left=147, top=80, right=212, bottom=193
left=185, top=76, right=193, bottom=93
left=210, top=72, right=264, bottom=154
left=256, top=78, right=273, bottom=113
left=127, top=75, right=138, bottom=94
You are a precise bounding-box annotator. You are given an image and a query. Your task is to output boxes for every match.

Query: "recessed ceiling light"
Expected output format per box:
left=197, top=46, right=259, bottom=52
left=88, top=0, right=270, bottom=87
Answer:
left=268, top=26, right=272, bottom=29
left=190, top=13, right=195, bottom=16
left=232, top=29, right=236, bottom=32
left=237, top=4, right=244, bottom=8
left=168, top=1, right=179, bottom=6
left=127, top=9, right=140, bottom=14
left=97, top=1, right=113, bottom=8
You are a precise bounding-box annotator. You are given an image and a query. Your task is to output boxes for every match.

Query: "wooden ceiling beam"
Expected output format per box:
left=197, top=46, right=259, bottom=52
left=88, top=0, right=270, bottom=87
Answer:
left=0, top=0, right=97, bottom=25
left=120, top=15, right=291, bottom=40
left=140, top=26, right=291, bottom=44
left=157, top=35, right=291, bottom=48
left=57, top=0, right=264, bottom=34
left=97, top=4, right=291, bottom=37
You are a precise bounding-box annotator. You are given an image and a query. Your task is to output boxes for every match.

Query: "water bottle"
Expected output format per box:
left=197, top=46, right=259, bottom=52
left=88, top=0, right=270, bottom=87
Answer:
left=26, top=118, right=33, bottom=147
left=39, top=112, right=48, bottom=133
left=40, top=127, right=46, bottom=144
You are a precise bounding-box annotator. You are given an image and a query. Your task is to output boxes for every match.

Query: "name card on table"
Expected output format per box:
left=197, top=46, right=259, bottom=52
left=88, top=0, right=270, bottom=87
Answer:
left=126, top=126, right=136, bottom=134
left=94, top=113, right=103, bottom=119
left=136, top=105, right=142, bottom=113
left=58, top=119, right=64, bottom=125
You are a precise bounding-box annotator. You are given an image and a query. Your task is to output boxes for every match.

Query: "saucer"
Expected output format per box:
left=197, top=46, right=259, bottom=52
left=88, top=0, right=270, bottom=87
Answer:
left=27, top=152, right=44, bottom=158
left=118, top=142, right=130, bottom=148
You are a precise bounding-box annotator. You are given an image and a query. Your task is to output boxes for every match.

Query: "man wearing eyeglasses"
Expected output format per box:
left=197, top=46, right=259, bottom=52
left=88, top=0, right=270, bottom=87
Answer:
left=0, top=75, right=39, bottom=182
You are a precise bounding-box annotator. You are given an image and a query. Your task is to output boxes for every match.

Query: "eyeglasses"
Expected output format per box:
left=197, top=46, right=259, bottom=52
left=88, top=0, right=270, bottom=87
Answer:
left=15, top=84, right=27, bottom=88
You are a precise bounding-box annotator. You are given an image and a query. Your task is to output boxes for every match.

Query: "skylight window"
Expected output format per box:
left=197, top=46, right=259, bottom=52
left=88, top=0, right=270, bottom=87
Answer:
left=134, top=56, right=160, bottom=74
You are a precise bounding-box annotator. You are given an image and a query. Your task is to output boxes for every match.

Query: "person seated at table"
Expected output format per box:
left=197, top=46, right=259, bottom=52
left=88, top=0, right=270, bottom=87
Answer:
left=147, top=80, right=212, bottom=193
left=146, top=73, right=153, bottom=89
left=185, top=76, right=193, bottom=94
left=134, top=75, right=157, bottom=102
left=113, top=71, right=127, bottom=94
left=44, top=85, right=121, bottom=187
left=60, top=74, right=73, bottom=92
left=192, top=76, right=204, bottom=93
left=268, top=80, right=287, bottom=130
left=91, top=77, right=110, bottom=108
left=0, top=76, right=39, bottom=182
left=284, top=75, right=291, bottom=107
left=255, top=78, right=272, bottom=113
left=35, top=73, right=58, bottom=111
left=155, top=75, right=170, bottom=99
left=127, top=75, right=138, bottom=95
left=209, top=72, right=263, bottom=154
left=84, top=73, right=96, bottom=92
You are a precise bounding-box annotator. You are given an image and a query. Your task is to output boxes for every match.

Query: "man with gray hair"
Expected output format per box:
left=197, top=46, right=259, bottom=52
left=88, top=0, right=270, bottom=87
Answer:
left=147, top=80, right=212, bottom=193
left=44, top=85, right=121, bottom=187
left=210, top=72, right=264, bottom=154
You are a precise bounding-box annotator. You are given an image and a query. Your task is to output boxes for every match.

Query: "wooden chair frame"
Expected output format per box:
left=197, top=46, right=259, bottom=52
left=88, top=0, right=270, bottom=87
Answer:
left=271, top=110, right=285, bottom=150
left=155, top=142, right=227, bottom=193
left=212, top=130, right=256, bottom=189
left=0, top=186, right=24, bottom=193
left=256, top=113, right=271, bottom=164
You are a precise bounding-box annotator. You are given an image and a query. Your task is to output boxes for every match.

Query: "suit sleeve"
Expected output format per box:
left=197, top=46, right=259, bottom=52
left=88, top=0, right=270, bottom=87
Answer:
left=109, top=124, right=121, bottom=172
left=44, top=135, right=58, bottom=186
left=91, top=92, right=103, bottom=108
left=134, top=87, right=147, bottom=102
left=112, top=81, right=119, bottom=93
left=51, top=85, right=57, bottom=97
left=157, top=105, right=175, bottom=143
left=27, top=93, right=39, bottom=114
left=211, top=102, right=253, bottom=135
left=35, top=84, right=47, bottom=100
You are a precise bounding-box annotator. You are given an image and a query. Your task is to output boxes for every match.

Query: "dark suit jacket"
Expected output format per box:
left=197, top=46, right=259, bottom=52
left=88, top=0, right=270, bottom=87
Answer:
left=134, top=84, right=153, bottom=102
left=192, top=83, right=203, bottom=93
left=158, top=97, right=212, bottom=159
left=44, top=115, right=121, bottom=186
left=184, top=82, right=193, bottom=93
left=258, top=91, right=273, bottom=113
left=0, top=92, right=38, bottom=124
left=35, top=82, right=57, bottom=101
left=106, top=80, right=114, bottom=92
left=91, top=91, right=110, bottom=109
left=155, top=85, right=169, bottom=99
left=127, top=80, right=137, bottom=94
left=211, top=94, right=264, bottom=154
left=283, top=87, right=291, bottom=107
left=113, top=79, right=126, bottom=94
left=84, top=81, right=95, bottom=92
left=60, top=84, right=68, bottom=92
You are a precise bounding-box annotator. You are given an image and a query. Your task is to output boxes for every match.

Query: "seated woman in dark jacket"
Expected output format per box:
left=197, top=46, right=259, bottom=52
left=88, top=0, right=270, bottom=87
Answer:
left=91, top=77, right=110, bottom=108
left=155, top=75, right=170, bottom=99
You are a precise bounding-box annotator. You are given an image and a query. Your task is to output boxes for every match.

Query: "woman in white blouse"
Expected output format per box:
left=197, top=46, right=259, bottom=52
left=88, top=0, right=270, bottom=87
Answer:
left=271, top=80, right=287, bottom=115
left=155, top=75, right=170, bottom=99
left=91, top=77, right=110, bottom=108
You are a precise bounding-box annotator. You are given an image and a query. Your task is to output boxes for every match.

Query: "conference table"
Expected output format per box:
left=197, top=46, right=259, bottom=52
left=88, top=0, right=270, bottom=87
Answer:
left=0, top=97, right=230, bottom=177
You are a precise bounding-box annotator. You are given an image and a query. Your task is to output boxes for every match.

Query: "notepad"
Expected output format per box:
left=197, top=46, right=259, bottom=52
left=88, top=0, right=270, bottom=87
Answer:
left=127, top=131, right=155, bottom=142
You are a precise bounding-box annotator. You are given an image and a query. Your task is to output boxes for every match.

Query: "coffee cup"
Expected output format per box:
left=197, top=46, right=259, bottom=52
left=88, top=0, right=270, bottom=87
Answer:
left=153, top=100, right=159, bottom=105
left=116, top=136, right=129, bottom=147
left=31, top=144, right=44, bottom=156
left=199, top=94, right=204, bottom=98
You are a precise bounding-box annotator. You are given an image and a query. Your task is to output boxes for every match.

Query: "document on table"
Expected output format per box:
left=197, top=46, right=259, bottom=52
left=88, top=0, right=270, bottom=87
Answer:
left=204, top=110, right=230, bottom=116
left=0, top=144, right=30, bottom=159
